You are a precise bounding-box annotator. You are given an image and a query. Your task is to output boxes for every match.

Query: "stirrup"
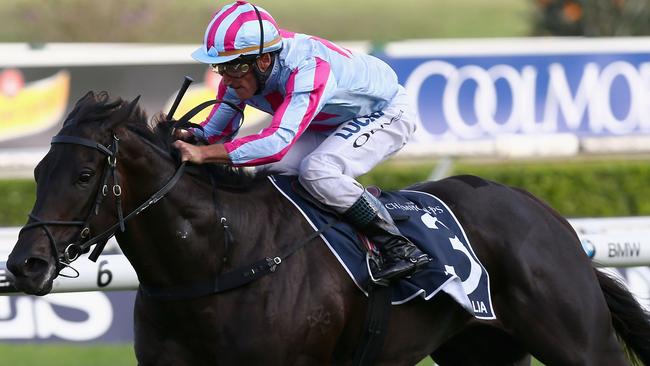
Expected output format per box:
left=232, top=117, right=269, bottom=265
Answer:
left=367, top=248, right=431, bottom=284
left=366, top=254, right=390, bottom=287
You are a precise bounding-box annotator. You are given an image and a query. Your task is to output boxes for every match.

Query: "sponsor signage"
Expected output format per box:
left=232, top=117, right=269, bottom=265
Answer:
left=0, top=291, right=135, bottom=343
left=379, top=38, right=650, bottom=149
left=580, top=232, right=650, bottom=267
left=3, top=39, right=650, bottom=159
left=0, top=63, right=206, bottom=149
left=0, top=254, right=137, bottom=343
left=0, top=69, right=70, bottom=143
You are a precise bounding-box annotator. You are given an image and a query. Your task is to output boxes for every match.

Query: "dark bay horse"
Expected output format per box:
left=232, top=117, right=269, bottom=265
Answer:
left=7, top=91, right=650, bottom=365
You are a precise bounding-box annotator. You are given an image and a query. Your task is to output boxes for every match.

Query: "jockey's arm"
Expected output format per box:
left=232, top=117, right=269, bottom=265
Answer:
left=198, top=82, right=245, bottom=143
left=172, top=81, right=243, bottom=164
left=222, top=58, right=335, bottom=166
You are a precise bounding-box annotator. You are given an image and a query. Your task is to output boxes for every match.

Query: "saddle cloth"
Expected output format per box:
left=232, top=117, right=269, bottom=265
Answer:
left=269, top=176, right=496, bottom=320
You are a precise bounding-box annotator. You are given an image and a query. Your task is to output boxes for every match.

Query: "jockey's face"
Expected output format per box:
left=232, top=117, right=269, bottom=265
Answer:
left=220, top=53, right=272, bottom=100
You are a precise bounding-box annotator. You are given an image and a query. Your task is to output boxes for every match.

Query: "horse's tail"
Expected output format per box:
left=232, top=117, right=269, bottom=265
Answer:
left=596, top=269, right=650, bottom=365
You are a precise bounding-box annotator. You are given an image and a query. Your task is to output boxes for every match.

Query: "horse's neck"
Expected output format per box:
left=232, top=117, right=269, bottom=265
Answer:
left=116, top=164, right=288, bottom=288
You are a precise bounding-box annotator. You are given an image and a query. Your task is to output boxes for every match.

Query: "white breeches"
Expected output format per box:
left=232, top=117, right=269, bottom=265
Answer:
left=257, top=86, right=416, bottom=213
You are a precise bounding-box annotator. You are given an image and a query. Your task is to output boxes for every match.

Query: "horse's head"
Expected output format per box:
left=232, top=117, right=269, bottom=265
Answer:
left=7, top=91, right=149, bottom=295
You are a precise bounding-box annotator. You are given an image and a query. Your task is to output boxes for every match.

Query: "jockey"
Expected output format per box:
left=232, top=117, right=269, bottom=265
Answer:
left=173, top=0, right=431, bottom=282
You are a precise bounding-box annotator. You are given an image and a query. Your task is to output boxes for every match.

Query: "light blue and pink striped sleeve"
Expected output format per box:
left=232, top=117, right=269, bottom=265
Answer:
left=223, top=57, right=335, bottom=166
left=199, top=81, right=245, bottom=144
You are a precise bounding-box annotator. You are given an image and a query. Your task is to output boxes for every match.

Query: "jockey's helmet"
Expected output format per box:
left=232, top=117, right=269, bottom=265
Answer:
left=191, top=1, right=282, bottom=65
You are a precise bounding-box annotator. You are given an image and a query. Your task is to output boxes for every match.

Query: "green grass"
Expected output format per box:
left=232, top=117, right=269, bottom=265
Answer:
left=4, top=157, right=650, bottom=227
left=0, top=343, right=136, bottom=366
left=0, top=0, right=533, bottom=43
left=0, top=179, right=34, bottom=226
left=0, top=345, right=545, bottom=365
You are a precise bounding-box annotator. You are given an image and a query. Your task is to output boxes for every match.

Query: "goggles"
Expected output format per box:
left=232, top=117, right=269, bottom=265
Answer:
left=211, top=61, right=253, bottom=78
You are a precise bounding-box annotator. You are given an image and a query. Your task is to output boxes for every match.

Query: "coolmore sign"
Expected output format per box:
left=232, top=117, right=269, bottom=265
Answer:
left=380, top=38, right=650, bottom=154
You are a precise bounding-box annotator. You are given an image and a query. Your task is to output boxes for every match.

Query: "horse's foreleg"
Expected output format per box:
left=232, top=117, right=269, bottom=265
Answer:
left=133, top=292, right=214, bottom=366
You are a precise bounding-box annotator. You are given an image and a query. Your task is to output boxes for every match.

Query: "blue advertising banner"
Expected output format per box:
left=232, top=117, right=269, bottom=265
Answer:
left=0, top=291, right=135, bottom=343
left=378, top=39, right=650, bottom=144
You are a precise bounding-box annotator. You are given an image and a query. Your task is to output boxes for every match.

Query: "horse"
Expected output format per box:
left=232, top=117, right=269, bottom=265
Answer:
left=7, top=91, right=650, bottom=366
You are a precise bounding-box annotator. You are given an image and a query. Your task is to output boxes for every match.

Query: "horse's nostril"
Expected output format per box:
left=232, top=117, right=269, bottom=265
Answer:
left=23, top=257, right=49, bottom=276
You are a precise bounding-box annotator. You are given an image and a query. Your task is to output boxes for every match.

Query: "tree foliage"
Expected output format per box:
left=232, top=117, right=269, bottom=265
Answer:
left=534, top=0, right=650, bottom=36
left=359, top=159, right=650, bottom=218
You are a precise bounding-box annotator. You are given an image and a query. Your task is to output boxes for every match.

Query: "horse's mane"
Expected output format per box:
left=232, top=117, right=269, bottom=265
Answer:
left=62, top=91, right=266, bottom=190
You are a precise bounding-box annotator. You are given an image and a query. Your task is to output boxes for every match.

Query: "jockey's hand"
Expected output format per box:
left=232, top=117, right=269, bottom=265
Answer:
left=173, top=141, right=231, bottom=164
left=173, top=140, right=204, bottom=164
left=173, top=128, right=195, bottom=143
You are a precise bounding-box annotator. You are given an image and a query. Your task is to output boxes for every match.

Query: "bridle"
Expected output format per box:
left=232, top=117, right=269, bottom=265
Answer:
left=19, top=133, right=186, bottom=277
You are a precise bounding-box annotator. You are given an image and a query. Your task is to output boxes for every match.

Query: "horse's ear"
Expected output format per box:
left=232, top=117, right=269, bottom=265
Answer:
left=81, top=91, right=96, bottom=102
left=106, top=95, right=141, bottom=130
left=125, top=95, right=141, bottom=117
left=63, top=91, right=98, bottom=126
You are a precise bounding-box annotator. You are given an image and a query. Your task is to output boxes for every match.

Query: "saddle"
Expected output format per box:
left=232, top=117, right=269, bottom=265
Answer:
left=291, top=180, right=417, bottom=261
left=273, top=175, right=495, bottom=319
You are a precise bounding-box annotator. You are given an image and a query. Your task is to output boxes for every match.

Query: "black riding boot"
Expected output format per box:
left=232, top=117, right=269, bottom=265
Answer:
left=343, top=190, right=431, bottom=283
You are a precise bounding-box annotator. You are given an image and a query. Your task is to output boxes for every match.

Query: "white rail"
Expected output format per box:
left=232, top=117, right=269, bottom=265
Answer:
left=580, top=233, right=650, bottom=267
left=0, top=254, right=137, bottom=294
left=0, top=216, right=648, bottom=293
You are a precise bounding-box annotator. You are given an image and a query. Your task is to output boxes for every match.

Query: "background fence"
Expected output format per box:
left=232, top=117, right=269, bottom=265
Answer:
left=2, top=37, right=650, bottom=366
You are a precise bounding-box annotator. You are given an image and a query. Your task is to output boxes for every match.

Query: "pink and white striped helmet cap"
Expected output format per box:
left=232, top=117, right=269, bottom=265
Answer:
left=191, top=1, right=282, bottom=64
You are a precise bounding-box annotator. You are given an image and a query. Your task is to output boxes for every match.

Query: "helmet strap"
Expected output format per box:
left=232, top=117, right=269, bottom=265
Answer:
left=245, top=4, right=280, bottom=94
left=252, top=52, right=276, bottom=95
left=251, top=4, right=264, bottom=57
left=251, top=3, right=267, bottom=95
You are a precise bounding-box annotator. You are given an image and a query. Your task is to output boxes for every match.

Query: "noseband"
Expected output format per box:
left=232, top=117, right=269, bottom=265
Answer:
left=20, top=133, right=186, bottom=276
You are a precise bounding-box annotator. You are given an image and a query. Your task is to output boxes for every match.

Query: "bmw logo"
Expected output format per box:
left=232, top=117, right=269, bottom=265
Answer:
left=580, top=239, right=596, bottom=258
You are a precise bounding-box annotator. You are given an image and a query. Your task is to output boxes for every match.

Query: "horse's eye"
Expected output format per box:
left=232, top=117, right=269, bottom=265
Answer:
left=78, top=171, right=94, bottom=184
